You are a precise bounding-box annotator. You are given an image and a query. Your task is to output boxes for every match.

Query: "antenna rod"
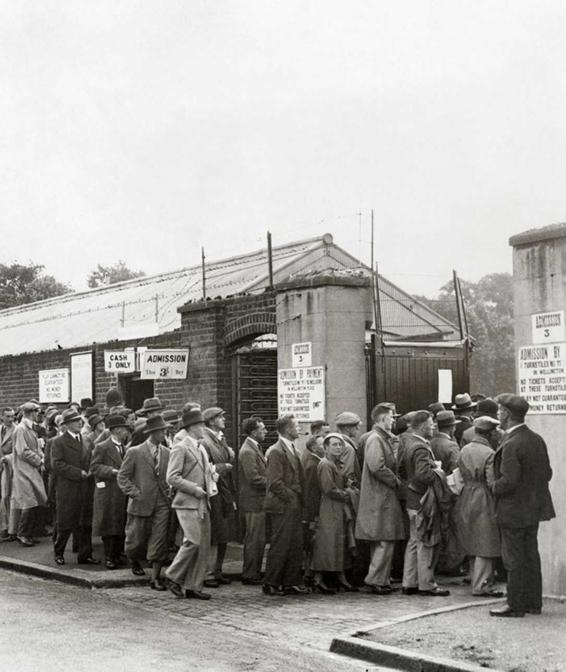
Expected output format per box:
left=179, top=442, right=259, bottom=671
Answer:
left=370, top=209, right=374, bottom=271
left=267, top=231, right=274, bottom=289
left=202, top=247, right=207, bottom=300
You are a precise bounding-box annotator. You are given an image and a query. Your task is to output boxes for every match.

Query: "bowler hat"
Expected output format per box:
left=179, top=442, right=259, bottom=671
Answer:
left=105, top=387, right=123, bottom=408
left=203, top=407, right=225, bottom=423
left=496, top=394, right=530, bottom=418
left=61, top=408, right=82, bottom=424
left=335, top=411, right=361, bottom=426
left=80, top=398, right=94, bottom=410
left=474, top=416, right=500, bottom=431
left=106, top=414, right=128, bottom=431
left=436, top=410, right=460, bottom=427
left=182, top=409, right=205, bottom=429
left=427, top=402, right=446, bottom=417
left=452, top=393, right=477, bottom=411
left=138, top=397, right=164, bottom=416
left=143, top=415, right=168, bottom=434
left=477, top=398, right=498, bottom=417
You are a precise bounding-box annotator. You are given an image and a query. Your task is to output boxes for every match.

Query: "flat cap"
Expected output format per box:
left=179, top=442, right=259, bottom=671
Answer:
left=203, top=407, right=225, bottom=422
left=21, top=401, right=41, bottom=413
left=496, top=394, right=530, bottom=417
left=474, top=416, right=500, bottom=431
left=335, top=411, right=361, bottom=426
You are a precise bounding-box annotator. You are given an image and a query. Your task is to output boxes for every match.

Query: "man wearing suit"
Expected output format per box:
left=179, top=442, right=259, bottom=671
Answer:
left=117, top=415, right=171, bottom=590
left=263, top=414, right=309, bottom=595
left=90, top=414, right=131, bottom=570
left=490, top=394, right=555, bottom=618
left=238, top=416, right=268, bottom=585
left=51, top=407, right=97, bottom=565
left=165, top=409, right=216, bottom=600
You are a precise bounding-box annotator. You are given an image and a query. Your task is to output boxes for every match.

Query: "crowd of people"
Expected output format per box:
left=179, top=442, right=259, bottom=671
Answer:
left=0, top=388, right=555, bottom=616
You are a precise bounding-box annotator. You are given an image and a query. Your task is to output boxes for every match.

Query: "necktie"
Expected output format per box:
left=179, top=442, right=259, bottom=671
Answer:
left=154, top=445, right=160, bottom=476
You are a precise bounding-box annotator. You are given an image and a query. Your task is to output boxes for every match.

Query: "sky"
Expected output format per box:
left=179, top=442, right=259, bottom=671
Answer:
left=2, top=1, right=566, bottom=297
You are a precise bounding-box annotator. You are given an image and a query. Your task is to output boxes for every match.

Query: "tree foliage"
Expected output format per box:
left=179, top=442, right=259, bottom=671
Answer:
left=87, top=260, right=146, bottom=288
left=0, top=263, right=73, bottom=310
left=416, top=273, right=515, bottom=396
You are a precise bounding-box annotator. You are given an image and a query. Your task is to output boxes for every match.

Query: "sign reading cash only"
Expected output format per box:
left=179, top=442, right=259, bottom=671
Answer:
left=140, top=349, right=189, bottom=380
left=104, top=350, right=136, bottom=373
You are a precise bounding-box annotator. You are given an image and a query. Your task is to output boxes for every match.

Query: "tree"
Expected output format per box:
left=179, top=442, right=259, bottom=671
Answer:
left=416, top=273, right=515, bottom=396
left=0, top=263, right=73, bottom=310
left=87, top=261, right=146, bottom=288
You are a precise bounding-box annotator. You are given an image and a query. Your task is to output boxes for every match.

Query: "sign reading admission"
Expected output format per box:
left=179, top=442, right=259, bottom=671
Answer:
left=531, top=311, right=565, bottom=344
left=292, top=342, right=312, bottom=368
left=39, top=368, right=70, bottom=403
left=140, top=349, right=189, bottom=380
left=278, top=366, right=325, bottom=421
left=518, top=343, right=566, bottom=414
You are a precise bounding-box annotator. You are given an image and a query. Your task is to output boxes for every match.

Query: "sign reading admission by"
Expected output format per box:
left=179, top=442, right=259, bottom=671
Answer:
left=518, top=343, right=566, bottom=414
left=278, top=366, right=325, bottom=421
left=140, top=349, right=189, bottom=380
left=39, top=368, right=70, bottom=403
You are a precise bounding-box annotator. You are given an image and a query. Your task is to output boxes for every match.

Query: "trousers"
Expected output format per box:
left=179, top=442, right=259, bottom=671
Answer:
left=166, top=509, right=211, bottom=591
left=365, top=540, right=395, bottom=587
left=264, top=509, right=303, bottom=587
left=242, top=511, right=266, bottom=580
left=402, top=508, right=437, bottom=591
left=501, top=524, right=541, bottom=612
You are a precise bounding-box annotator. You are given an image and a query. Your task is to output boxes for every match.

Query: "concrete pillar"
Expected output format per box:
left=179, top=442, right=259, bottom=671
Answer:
left=276, top=275, right=371, bottom=428
left=510, top=224, right=566, bottom=596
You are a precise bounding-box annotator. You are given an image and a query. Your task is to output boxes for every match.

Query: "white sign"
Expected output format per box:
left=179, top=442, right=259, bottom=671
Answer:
left=39, top=368, right=70, bottom=403
left=278, top=366, right=325, bottom=421
left=140, top=349, right=189, bottom=380
left=531, top=311, right=565, bottom=344
left=70, top=352, right=93, bottom=403
left=437, top=369, right=453, bottom=404
left=518, top=343, right=566, bottom=414
left=292, top=342, right=312, bottom=368
left=104, top=350, right=136, bottom=373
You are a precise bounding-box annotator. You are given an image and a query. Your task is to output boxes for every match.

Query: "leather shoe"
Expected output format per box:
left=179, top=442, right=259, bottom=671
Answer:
left=185, top=590, right=211, bottom=600
left=149, top=578, right=167, bottom=592
left=54, top=556, right=65, bottom=566
left=105, top=560, right=118, bottom=570
left=490, top=605, right=524, bottom=617
left=418, top=587, right=451, bottom=596
left=17, top=536, right=34, bottom=547
left=131, top=561, right=146, bottom=576
left=78, top=557, right=100, bottom=565
left=402, top=587, right=419, bottom=595
left=203, top=579, right=220, bottom=588
left=283, top=585, right=311, bottom=595
left=1, top=534, right=17, bottom=542
left=262, top=584, right=284, bottom=596
left=473, top=590, right=505, bottom=598
left=241, top=578, right=263, bottom=585
left=168, top=581, right=184, bottom=598
left=370, top=585, right=393, bottom=595
left=214, top=573, right=231, bottom=585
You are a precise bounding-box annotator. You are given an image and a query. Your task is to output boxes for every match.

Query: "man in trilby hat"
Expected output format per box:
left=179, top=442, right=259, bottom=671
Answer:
left=452, top=393, right=476, bottom=445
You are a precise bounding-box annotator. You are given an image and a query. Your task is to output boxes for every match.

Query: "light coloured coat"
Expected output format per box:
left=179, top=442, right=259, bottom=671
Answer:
left=117, top=439, right=170, bottom=517
left=166, top=435, right=215, bottom=517
left=11, top=421, right=47, bottom=510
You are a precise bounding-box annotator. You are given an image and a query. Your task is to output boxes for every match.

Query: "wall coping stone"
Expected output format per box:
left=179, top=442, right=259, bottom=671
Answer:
left=509, top=223, right=566, bottom=248
left=275, top=274, right=370, bottom=292
left=178, top=290, right=276, bottom=315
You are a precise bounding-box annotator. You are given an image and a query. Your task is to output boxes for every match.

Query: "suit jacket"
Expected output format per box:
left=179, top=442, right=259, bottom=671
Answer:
left=493, top=425, right=555, bottom=528
left=0, top=424, right=14, bottom=456
left=90, top=436, right=127, bottom=536
left=117, top=439, right=170, bottom=517
left=430, top=433, right=460, bottom=475
left=238, top=437, right=267, bottom=513
left=264, top=439, right=304, bottom=514
left=51, top=431, right=93, bottom=529
left=401, top=433, right=438, bottom=510
left=166, top=435, right=214, bottom=515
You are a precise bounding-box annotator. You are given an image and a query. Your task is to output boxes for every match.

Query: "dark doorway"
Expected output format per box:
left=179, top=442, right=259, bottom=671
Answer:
left=120, top=377, right=155, bottom=413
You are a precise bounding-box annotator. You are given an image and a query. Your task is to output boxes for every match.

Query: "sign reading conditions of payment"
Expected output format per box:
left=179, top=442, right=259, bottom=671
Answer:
left=39, top=368, right=70, bottom=403
left=278, top=366, right=325, bottom=421
left=104, top=350, right=136, bottom=373
left=531, top=311, right=565, bottom=344
left=140, top=349, right=189, bottom=380
left=518, top=342, right=566, bottom=414
left=292, top=342, right=312, bottom=368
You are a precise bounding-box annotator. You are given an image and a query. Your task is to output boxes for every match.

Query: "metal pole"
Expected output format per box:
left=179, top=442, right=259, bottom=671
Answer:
left=453, top=270, right=465, bottom=340
left=267, top=231, right=274, bottom=289
left=202, top=247, right=207, bottom=300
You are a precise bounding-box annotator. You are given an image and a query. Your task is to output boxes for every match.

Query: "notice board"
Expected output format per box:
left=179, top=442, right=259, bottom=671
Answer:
left=518, top=342, right=566, bottom=414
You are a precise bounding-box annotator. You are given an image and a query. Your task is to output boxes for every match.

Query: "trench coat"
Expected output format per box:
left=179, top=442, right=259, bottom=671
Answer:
left=201, top=428, right=236, bottom=544
left=355, top=427, right=406, bottom=541
left=51, top=431, right=94, bottom=531
left=453, top=437, right=500, bottom=558
left=11, top=421, right=47, bottom=510
left=311, top=458, right=355, bottom=572
left=90, top=437, right=127, bottom=537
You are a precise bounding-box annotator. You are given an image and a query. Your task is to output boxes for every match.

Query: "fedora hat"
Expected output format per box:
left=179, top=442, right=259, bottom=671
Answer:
left=106, top=414, right=128, bottom=431
left=143, top=415, right=168, bottom=434
left=61, top=408, right=82, bottom=424
left=477, top=398, right=498, bottom=417
left=138, top=397, right=164, bottom=416
left=427, top=402, right=446, bottom=417
left=182, top=409, right=205, bottom=429
left=88, top=414, right=104, bottom=429
left=451, top=393, right=477, bottom=411
left=436, top=410, right=460, bottom=427
left=163, top=409, right=180, bottom=426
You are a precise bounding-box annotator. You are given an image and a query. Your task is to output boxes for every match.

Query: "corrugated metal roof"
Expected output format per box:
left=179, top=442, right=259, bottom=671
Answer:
left=0, top=234, right=458, bottom=356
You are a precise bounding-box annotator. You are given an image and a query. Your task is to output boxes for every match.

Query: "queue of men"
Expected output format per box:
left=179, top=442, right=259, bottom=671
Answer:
left=0, top=388, right=555, bottom=616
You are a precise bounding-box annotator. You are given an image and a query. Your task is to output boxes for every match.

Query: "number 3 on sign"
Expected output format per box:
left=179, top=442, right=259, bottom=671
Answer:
left=160, top=367, right=170, bottom=377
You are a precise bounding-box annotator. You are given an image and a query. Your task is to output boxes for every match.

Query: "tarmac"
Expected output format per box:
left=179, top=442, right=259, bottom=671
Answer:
left=1, top=535, right=564, bottom=672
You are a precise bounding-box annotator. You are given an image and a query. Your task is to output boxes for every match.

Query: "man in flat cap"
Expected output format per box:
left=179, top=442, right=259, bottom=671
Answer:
left=335, top=412, right=362, bottom=484
left=461, top=398, right=504, bottom=450
left=200, top=407, right=236, bottom=586
left=489, top=394, right=555, bottom=617
left=51, top=407, right=97, bottom=565
left=117, top=415, right=171, bottom=590
left=166, top=409, right=216, bottom=600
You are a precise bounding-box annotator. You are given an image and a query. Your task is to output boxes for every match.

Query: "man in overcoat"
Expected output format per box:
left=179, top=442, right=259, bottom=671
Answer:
left=90, top=414, right=131, bottom=569
left=263, top=414, right=308, bottom=595
left=51, top=407, right=97, bottom=565
left=0, top=407, right=16, bottom=540
left=355, top=404, right=406, bottom=594
left=12, top=402, right=47, bottom=546
left=489, top=394, right=555, bottom=617
left=238, top=416, right=268, bottom=585
left=117, top=415, right=171, bottom=590
left=200, top=407, right=236, bottom=586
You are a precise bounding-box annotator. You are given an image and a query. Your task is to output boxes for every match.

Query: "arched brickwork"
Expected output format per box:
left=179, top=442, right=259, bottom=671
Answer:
left=224, top=312, right=276, bottom=345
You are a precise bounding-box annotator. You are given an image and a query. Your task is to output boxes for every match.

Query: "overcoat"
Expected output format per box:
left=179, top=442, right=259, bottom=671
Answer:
left=493, top=425, right=555, bottom=528
left=264, top=440, right=304, bottom=514
left=311, top=458, right=354, bottom=571
left=201, top=427, right=236, bottom=544
left=238, top=437, right=266, bottom=514
left=453, top=437, right=500, bottom=557
left=301, top=449, right=322, bottom=524
left=430, top=433, right=460, bottom=475
left=51, top=431, right=93, bottom=530
left=90, top=437, right=127, bottom=537
left=11, top=421, right=47, bottom=510
left=355, top=427, right=405, bottom=541
left=117, top=440, right=170, bottom=517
